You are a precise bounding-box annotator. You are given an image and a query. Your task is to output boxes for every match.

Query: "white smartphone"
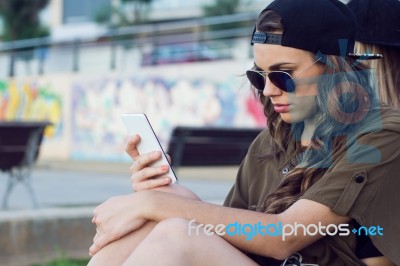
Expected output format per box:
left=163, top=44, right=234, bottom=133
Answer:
left=121, top=113, right=178, bottom=183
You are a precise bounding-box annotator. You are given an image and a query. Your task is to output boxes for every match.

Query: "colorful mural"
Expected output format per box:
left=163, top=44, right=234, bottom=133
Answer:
left=0, top=79, right=63, bottom=138
left=71, top=76, right=266, bottom=161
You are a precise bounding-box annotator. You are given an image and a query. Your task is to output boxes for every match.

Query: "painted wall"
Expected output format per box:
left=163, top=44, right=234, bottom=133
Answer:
left=0, top=74, right=72, bottom=159
left=0, top=79, right=62, bottom=136
left=0, top=61, right=266, bottom=162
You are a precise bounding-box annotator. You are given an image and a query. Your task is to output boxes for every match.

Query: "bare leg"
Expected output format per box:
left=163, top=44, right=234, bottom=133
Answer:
left=88, top=221, right=157, bottom=266
left=88, top=222, right=156, bottom=266
left=362, top=257, right=396, bottom=266
left=122, top=218, right=258, bottom=266
left=89, top=184, right=200, bottom=265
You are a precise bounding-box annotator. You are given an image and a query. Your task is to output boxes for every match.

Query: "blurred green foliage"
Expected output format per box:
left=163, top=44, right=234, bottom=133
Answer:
left=202, top=0, right=246, bottom=31
left=203, top=0, right=241, bottom=17
left=0, top=0, right=50, bottom=41
left=121, top=0, right=153, bottom=24
left=94, top=0, right=154, bottom=27
left=31, top=248, right=89, bottom=266
left=34, top=258, right=89, bottom=266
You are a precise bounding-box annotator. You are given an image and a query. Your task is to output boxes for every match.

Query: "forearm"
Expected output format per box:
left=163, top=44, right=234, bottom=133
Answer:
left=143, top=190, right=291, bottom=259
left=150, top=183, right=201, bottom=201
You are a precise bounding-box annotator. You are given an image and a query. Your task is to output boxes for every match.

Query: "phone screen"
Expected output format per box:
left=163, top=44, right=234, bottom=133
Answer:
left=121, top=113, right=178, bottom=183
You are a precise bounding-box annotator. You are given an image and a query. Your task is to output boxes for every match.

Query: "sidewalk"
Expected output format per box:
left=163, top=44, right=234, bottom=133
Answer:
left=0, top=160, right=238, bottom=210
left=0, top=160, right=238, bottom=266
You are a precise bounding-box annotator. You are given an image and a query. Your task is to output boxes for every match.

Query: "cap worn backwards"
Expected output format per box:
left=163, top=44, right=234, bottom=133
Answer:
left=347, top=0, right=400, bottom=48
left=251, top=0, right=383, bottom=60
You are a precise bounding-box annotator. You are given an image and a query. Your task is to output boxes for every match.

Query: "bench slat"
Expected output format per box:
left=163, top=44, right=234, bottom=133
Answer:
left=167, top=126, right=263, bottom=167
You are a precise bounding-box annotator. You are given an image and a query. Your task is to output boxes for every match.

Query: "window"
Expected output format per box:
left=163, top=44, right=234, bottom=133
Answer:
left=63, top=0, right=111, bottom=24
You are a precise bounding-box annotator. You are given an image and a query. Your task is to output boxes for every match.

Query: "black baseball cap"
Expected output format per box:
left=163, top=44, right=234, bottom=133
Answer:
left=251, top=0, right=382, bottom=60
left=347, top=0, right=400, bottom=48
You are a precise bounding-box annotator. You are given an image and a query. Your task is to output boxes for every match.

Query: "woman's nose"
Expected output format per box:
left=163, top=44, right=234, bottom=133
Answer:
left=262, top=78, right=283, bottom=97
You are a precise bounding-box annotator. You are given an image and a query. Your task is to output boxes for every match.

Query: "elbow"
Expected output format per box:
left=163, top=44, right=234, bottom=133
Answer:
left=255, top=214, right=307, bottom=260
left=259, top=238, right=298, bottom=260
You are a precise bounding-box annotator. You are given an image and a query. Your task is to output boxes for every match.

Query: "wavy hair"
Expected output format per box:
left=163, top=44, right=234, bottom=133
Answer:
left=355, top=42, right=400, bottom=108
left=255, top=10, right=378, bottom=214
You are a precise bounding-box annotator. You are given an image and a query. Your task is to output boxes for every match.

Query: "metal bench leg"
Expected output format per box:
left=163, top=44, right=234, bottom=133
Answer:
left=2, top=171, right=17, bottom=209
left=17, top=167, right=39, bottom=209
left=1, top=167, right=39, bottom=209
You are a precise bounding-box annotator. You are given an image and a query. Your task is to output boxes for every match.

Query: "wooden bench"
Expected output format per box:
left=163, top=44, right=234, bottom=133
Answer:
left=0, top=121, right=51, bottom=209
left=166, top=126, right=263, bottom=168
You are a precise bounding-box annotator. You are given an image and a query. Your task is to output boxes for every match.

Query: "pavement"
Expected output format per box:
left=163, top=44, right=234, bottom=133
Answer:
left=0, top=160, right=238, bottom=266
left=0, top=160, right=238, bottom=210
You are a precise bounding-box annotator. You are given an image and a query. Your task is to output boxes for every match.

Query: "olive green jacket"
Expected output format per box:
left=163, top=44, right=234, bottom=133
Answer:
left=224, top=105, right=400, bottom=266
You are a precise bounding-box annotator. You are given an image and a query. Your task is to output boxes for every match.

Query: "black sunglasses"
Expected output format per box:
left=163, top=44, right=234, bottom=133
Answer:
left=246, top=57, right=322, bottom=93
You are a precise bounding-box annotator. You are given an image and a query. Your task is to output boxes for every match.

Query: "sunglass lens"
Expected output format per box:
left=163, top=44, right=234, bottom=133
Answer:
left=268, top=72, right=295, bottom=92
left=246, top=71, right=265, bottom=91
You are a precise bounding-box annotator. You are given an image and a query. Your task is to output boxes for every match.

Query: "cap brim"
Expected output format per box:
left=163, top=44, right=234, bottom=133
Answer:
left=347, top=53, right=383, bottom=60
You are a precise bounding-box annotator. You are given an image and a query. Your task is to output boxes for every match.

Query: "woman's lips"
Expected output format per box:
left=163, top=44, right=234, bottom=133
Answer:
left=273, top=104, right=290, bottom=113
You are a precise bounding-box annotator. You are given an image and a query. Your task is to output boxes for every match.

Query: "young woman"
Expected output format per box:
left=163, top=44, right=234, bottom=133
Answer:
left=88, top=0, right=400, bottom=265
left=347, top=0, right=400, bottom=108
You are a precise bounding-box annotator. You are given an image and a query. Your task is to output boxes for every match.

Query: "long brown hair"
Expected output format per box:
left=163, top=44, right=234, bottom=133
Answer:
left=255, top=10, right=376, bottom=214
left=355, top=42, right=400, bottom=108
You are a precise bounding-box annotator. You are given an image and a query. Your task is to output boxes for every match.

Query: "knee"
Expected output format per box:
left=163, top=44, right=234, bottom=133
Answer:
left=146, top=217, right=199, bottom=250
left=122, top=219, right=195, bottom=265
left=150, top=217, right=192, bottom=240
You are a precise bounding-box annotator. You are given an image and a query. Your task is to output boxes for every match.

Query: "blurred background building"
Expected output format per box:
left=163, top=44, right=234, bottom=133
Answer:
left=0, top=0, right=272, bottom=163
left=0, top=0, right=349, bottom=163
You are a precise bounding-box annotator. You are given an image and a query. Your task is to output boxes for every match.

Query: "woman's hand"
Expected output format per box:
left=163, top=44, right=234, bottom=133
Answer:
left=89, top=192, right=149, bottom=256
left=126, top=134, right=172, bottom=191
left=125, top=135, right=201, bottom=200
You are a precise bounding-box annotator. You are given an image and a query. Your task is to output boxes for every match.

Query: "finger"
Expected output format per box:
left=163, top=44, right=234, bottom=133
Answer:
left=131, top=164, right=169, bottom=183
left=93, top=233, right=99, bottom=243
left=125, top=135, right=140, bottom=160
left=92, top=207, right=99, bottom=223
left=130, top=151, right=162, bottom=172
left=89, top=233, right=110, bottom=256
left=132, top=175, right=172, bottom=191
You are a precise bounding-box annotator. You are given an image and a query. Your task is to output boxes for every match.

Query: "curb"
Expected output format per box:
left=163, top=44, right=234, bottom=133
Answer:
left=0, top=207, right=94, bottom=266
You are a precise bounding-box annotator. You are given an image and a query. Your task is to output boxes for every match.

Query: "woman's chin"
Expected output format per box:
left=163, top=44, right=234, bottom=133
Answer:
left=279, top=113, right=293, bottom=124
left=279, top=112, right=310, bottom=124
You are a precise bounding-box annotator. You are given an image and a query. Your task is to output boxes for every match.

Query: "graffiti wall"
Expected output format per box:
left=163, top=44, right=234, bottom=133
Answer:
left=71, top=74, right=265, bottom=161
left=1, top=61, right=266, bottom=162
left=0, top=78, right=63, bottom=138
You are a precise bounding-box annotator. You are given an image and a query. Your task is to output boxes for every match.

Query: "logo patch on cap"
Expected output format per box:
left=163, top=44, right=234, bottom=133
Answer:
left=251, top=32, right=282, bottom=45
